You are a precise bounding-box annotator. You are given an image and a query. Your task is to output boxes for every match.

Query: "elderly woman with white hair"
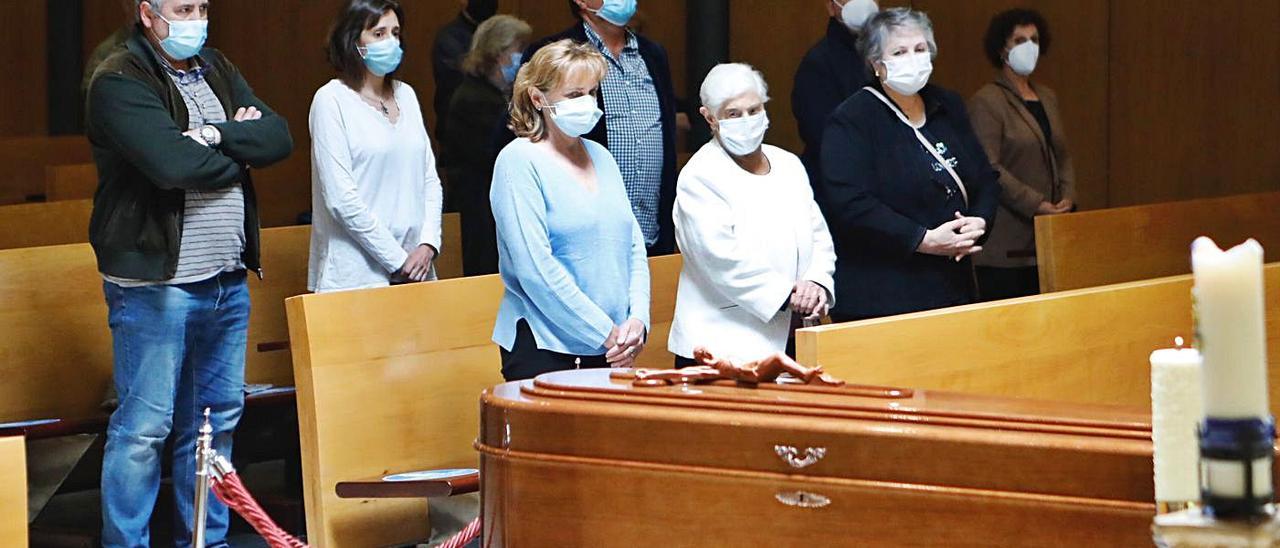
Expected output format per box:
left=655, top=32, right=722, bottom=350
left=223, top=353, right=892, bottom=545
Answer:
left=815, top=7, right=1000, bottom=321
left=668, top=63, right=836, bottom=367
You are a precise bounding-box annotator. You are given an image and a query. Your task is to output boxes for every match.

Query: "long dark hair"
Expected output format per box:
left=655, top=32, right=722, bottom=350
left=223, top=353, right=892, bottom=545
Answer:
left=326, top=0, right=405, bottom=94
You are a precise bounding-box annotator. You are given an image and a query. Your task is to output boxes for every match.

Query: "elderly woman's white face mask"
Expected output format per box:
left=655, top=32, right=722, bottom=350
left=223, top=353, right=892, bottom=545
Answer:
left=705, top=93, right=769, bottom=157
left=877, top=28, right=933, bottom=96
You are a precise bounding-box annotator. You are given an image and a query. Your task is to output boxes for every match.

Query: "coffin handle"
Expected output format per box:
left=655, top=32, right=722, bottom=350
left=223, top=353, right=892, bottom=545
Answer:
left=774, top=445, right=827, bottom=469
left=775, top=490, right=831, bottom=509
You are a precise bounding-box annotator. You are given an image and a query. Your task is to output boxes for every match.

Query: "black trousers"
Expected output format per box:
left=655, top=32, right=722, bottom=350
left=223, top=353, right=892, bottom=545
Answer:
left=976, top=266, right=1040, bottom=302
left=459, top=207, right=499, bottom=277
left=500, top=320, right=608, bottom=381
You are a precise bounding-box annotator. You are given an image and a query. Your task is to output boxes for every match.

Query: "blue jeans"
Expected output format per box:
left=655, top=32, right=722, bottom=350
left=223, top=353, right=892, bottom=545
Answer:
left=101, top=270, right=249, bottom=548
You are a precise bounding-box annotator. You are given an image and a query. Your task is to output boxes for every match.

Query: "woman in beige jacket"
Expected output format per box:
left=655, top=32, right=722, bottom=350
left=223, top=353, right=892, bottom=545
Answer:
left=969, top=8, right=1075, bottom=300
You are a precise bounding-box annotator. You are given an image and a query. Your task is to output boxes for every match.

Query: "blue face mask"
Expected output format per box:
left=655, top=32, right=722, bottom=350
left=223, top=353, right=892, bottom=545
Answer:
left=501, top=52, right=522, bottom=85
left=360, top=37, right=403, bottom=77
left=593, top=0, right=638, bottom=27
left=154, top=12, right=208, bottom=60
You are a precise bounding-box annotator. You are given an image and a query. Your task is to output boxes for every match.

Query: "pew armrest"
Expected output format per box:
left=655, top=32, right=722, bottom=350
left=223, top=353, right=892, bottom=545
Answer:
left=0, top=416, right=108, bottom=439
left=0, top=386, right=296, bottom=439
left=335, top=471, right=480, bottom=500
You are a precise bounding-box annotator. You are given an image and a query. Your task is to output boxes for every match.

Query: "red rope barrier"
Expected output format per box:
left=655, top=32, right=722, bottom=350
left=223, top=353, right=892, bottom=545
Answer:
left=210, top=469, right=308, bottom=548
left=438, top=517, right=481, bottom=548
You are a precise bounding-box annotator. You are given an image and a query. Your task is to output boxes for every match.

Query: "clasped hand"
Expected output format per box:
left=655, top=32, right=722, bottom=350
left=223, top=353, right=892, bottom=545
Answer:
left=1036, top=198, right=1074, bottom=216
left=790, top=280, right=828, bottom=319
left=918, top=211, right=986, bottom=261
left=604, top=318, right=646, bottom=368
left=394, top=244, right=436, bottom=283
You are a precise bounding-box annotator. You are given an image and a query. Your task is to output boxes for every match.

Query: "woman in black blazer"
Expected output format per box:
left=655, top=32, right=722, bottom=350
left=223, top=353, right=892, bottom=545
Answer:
left=816, top=7, right=1000, bottom=321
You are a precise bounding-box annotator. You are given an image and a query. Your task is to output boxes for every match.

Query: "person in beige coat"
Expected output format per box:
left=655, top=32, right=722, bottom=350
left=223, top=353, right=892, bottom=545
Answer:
left=969, top=8, right=1076, bottom=300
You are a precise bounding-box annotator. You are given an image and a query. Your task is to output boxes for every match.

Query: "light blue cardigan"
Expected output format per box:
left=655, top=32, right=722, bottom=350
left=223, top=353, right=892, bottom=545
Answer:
left=490, top=138, right=651, bottom=355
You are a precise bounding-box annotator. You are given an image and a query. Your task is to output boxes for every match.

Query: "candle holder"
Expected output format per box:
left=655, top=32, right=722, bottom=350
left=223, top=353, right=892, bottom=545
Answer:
left=1199, top=416, right=1276, bottom=521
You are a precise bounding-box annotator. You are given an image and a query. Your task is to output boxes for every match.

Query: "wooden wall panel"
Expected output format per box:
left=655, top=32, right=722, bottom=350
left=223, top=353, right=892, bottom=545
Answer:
left=83, top=0, right=132, bottom=64
left=729, top=0, right=832, bottom=155
left=0, top=1, right=48, bottom=137
left=1108, top=0, right=1280, bottom=206
left=913, top=0, right=1110, bottom=210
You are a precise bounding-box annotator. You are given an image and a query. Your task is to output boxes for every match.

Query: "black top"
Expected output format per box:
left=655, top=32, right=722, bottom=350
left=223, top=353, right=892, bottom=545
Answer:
left=792, top=18, right=873, bottom=188
left=1023, top=99, right=1053, bottom=143
left=815, top=83, right=1000, bottom=319
left=431, top=14, right=478, bottom=134
left=443, top=75, right=506, bottom=275
left=497, top=23, right=681, bottom=254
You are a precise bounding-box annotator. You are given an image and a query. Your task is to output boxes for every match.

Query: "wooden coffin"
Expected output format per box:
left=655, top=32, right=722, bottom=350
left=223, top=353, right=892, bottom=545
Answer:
left=478, top=369, right=1157, bottom=547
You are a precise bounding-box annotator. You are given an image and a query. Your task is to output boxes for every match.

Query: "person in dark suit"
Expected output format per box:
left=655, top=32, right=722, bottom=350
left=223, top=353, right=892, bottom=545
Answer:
left=513, top=0, right=680, bottom=256
left=816, top=7, right=1000, bottom=321
left=792, top=0, right=878, bottom=187
left=431, top=0, right=497, bottom=135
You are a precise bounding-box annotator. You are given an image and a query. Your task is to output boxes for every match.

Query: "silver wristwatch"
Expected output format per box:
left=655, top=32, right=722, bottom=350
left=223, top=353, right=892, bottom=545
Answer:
left=199, top=125, right=221, bottom=147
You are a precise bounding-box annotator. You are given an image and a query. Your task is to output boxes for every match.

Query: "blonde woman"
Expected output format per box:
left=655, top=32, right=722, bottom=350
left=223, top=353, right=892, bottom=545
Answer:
left=490, top=39, right=650, bottom=381
left=442, top=14, right=531, bottom=275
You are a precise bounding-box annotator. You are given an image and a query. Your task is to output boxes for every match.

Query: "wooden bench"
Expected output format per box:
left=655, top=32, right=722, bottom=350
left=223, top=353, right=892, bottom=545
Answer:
left=797, top=264, right=1280, bottom=411
left=286, top=254, right=682, bottom=547
left=1036, top=192, right=1280, bottom=292
left=45, top=163, right=98, bottom=202
left=0, top=200, right=93, bottom=251
left=0, top=436, right=27, bottom=548
left=0, top=135, right=93, bottom=204
left=0, top=215, right=466, bottom=437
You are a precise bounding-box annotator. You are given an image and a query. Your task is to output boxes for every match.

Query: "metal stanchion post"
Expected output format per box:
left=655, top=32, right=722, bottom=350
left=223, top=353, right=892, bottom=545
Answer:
left=193, top=408, right=213, bottom=548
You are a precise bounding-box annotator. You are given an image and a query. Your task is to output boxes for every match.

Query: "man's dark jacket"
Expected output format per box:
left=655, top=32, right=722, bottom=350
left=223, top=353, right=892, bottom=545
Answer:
left=793, top=18, right=872, bottom=189
left=86, top=29, right=293, bottom=281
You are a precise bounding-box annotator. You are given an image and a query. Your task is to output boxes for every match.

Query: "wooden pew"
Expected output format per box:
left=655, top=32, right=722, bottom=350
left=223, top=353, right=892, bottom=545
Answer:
left=0, top=135, right=93, bottom=204
left=0, top=436, right=26, bottom=548
left=797, top=264, right=1280, bottom=411
left=45, top=163, right=98, bottom=202
left=0, top=213, right=464, bottom=433
left=1036, top=191, right=1280, bottom=292
left=0, top=199, right=93, bottom=251
left=286, top=254, right=682, bottom=547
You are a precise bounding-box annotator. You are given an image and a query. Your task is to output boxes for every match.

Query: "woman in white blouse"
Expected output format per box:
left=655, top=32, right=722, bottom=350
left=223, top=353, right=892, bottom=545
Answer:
left=308, top=0, right=443, bottom=293
left=668, top=63, right=837, bottom=366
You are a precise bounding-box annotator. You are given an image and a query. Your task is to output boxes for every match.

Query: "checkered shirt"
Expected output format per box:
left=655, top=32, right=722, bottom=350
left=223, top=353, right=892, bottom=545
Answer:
left=583, top=23, right=664, bottom=246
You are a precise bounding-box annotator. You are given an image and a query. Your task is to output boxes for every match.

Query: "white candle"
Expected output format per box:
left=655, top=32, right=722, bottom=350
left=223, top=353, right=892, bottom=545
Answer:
left=1190, top=237, right=1269, bottom=418
left=1150, top=339, right=1203, bottom=503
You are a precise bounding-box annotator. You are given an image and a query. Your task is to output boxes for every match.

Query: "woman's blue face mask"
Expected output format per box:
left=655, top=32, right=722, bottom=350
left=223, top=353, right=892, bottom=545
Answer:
left=501, top=52, right=523, bottom=85
left=360, top=37, right=403, bottom=77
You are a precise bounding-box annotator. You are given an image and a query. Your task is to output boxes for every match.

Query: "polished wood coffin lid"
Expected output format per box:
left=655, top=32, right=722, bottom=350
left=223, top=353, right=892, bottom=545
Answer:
left=478, top=369, right=1156, bottom=504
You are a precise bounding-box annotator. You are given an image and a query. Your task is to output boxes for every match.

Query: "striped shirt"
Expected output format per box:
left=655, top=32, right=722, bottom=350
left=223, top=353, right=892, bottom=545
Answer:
left=583, top=23, right=664, bottom=247
left=106, top=58, right=246, bottom=287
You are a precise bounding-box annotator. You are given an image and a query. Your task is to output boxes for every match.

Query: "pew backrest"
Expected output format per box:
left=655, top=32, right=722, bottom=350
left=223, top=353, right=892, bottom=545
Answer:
left=1036, top=192, right=1280, bottom=292
left=797, top=264, right=1280, bottom=411
left=45, top=163, right=98, bottom=202
left=0, top=226, right=315, bottom=425
left=0, top=135, right=92, bottom=204
left=0, top=199, right=93, bottom=251
left=0, top=436, right=26, bottom=547
left=286, top=254, right=681, bottom=547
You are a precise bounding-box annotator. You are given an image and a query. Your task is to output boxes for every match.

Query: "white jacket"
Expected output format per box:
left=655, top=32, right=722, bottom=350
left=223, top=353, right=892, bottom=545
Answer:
left=308, top=80, right=443, bottom=293
left=668, top=142, right=836, bottom=362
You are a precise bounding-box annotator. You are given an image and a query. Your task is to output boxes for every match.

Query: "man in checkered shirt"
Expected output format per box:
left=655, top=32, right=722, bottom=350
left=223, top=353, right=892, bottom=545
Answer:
left=518, top=0, right=680, bottom=255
